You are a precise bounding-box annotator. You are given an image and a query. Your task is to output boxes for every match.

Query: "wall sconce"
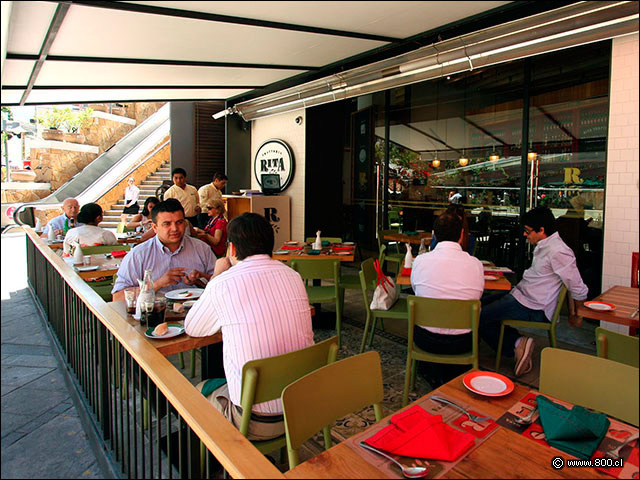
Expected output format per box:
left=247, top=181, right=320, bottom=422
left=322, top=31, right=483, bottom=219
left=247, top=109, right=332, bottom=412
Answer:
left=432, top=158, right=440, bottom=168
left=458, top=155, right=469, bottom=167
left=528, top=151, right=537, bottom=161
left=489, top=151, right=500, bottom=162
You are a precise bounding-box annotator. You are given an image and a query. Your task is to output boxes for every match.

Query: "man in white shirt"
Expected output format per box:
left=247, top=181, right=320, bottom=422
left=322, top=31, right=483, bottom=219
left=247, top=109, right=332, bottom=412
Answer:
left=185, top=213, right=313, bottom=441
left=479, top=206, right=588, bottom=377
left=41, top=198, right=80, bottom=237
left=411, top=211, right=484, bottom=387
left=197, top=172, right=228, bottom=227
left=163, top=168, right=201, bottom=228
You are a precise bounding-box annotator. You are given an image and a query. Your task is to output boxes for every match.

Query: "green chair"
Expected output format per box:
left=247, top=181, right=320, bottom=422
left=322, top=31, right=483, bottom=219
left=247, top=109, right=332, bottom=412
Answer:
left=596, top=327, right=639, bottom=367
left=81, top=244, right=131, bottom=255
left=305, top=236, right=342, bottom=244
left=540, top=347, right=639, bottom=426
left=290, top=258, right=343, bottom=347
left=359, top=257, right=408, bottom=353
left=200, top=336, right=339, bottom=473
left=377, top=229, right=403, bottom=276
left=495, top=285, right=568, bottom=372
left=403, top=296, right=480, bottom=406
left=281, top=350, right=384, bottom=468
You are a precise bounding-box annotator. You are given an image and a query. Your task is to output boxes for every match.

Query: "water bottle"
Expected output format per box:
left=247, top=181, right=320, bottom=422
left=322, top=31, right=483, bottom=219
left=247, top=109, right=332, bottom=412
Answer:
left=136, top=269, right=155, bottom=325
left=47, top=224, right=56, bottom=241
left=418, top=238, right=427, bottom=255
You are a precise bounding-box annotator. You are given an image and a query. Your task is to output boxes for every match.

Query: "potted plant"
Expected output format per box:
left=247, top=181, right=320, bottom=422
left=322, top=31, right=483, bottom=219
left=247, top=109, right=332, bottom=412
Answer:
left=62, top=108, right=93, bottom=144
left=36, top=107, right=70, bottom=142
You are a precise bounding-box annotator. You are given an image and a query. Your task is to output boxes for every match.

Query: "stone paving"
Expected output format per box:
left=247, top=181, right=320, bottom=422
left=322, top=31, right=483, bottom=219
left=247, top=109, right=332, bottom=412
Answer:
left=1, top=230, right=108, bottom=479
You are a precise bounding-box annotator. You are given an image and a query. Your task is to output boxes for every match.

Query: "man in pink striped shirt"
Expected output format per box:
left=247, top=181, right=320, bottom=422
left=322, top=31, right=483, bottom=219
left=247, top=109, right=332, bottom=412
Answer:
left=185, top=213, right=313, bottom=440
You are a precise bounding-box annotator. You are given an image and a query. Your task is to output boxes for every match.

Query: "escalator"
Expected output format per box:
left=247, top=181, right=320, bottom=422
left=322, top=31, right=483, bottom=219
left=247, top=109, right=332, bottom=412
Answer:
left=7, top=104, right=170, bottom=228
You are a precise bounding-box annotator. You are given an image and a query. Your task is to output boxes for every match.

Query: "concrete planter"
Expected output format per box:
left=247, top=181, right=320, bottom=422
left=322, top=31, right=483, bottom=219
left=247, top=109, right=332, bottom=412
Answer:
left=88, top=103, right=108, bottom=112
left=62, top=132, right=86, bottom=144
left=41, top=129, right=65, bottom=141
left=8, top=170, right=37, bottom=182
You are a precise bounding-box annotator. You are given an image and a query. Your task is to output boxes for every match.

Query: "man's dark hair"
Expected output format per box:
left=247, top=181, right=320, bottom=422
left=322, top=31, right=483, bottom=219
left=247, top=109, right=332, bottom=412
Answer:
left=445, top=203, right=466, bottom=220
left=522, top=206, right=557, bottom=235
left=77, top=203, right=103, bottom=225
left=171, top=167, right=187, bottom=178
left=213, top=172, right=228, bottom=182
left=227, top=213, right=274, bottom=260
left=434, top=211, right=463, bottom=243
left=151, top=198, right=185, bottom=223
left=142, top=196, right=160, bottom=217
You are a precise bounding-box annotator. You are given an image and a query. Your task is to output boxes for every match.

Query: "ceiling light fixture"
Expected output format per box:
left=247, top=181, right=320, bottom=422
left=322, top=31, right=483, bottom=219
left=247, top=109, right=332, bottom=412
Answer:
left=489, top=152, right=500, bottom=162
left=528, top=151, right=538, bottom=161
left=231, top=2, right=637, bottom=121
left=459, top=155, right=469, bottom=167
left=212, top=107, right=236, bottom=120
left=432, top=157, right=441, bottom=168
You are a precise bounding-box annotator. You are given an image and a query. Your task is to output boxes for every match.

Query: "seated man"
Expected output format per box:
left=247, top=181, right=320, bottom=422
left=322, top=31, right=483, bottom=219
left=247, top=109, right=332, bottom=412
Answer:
left=479, top=206, right=588, bottom=377
left=411, top=211, right=484, bottom=388
left=112, top=198, right=216, bottom=300
left=41, top=198, right=80, bottom=238
left=63, top=203, right=117, bottom=254
left=185, top=213, right=313, bottom=441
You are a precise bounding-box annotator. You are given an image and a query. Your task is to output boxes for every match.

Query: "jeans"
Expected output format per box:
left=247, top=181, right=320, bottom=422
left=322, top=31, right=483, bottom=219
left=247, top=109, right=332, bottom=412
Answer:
left=479, top=292, right=547, bottom=357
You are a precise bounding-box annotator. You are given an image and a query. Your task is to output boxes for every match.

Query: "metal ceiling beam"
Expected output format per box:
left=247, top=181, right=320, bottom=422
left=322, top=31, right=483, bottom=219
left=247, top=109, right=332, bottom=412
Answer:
left=6, top=53, right=318, bottom=71
left=4, top=85, right=263, bottom=90
left=19, top=2, right=71, bottom=105
left=64, top=0, right=401, bottom=43
left=3, top=96, right=233, bottom=106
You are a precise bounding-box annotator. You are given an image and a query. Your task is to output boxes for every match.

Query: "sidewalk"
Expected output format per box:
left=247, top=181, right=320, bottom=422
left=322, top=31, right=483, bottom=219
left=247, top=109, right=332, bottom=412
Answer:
left=1, top=230, right=108, bottom=479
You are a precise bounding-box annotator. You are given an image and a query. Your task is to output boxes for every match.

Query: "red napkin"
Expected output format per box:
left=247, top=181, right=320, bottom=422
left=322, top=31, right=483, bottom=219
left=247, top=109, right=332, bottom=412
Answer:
left=401, top=267, right=412, bottom=277
left=365, top=405, right=475, bottom=462
left=111, top=250, right=128, bottom=258
left=333, top=246, right=354, bottom=252
left=282, top=245, right=304, bottom=250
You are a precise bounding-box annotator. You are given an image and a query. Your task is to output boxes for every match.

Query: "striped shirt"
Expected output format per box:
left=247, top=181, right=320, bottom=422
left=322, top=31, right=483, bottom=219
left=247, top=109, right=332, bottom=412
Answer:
left=185, top=254, right=314, bottom=414
left=112, top=234, right=216, bottom=294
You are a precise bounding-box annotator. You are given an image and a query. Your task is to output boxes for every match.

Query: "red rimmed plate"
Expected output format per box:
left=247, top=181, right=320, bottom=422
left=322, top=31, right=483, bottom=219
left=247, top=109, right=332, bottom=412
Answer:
left=584, top=301, right=616, bottom=312
left=463, top=371, right=514, bottom=397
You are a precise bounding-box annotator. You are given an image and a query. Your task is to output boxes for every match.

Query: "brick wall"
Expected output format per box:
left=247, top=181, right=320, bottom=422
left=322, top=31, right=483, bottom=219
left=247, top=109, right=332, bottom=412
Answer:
left=251, top=110, right=306, bottom=241
left=602, top=33, right=639, bottom=296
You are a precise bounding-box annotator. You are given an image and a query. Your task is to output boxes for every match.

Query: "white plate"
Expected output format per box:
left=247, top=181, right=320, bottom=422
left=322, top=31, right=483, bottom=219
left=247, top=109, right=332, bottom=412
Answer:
left=77, top=265, right=100, bottom=272
left=335, top=252, right=351, bottom=256
left=463, top=371, right=514, bottom=397
left=584, top=301, right=616, bottom=312
left=480, top=260, right=493, bottom=265
left=285, top=241, right=298, bottom=245
left=144, top=324, right=185, bottom=339
left=484, top=275, right=499, bottom=281
left=165, top=288, right=204, bottom=300
left=274, top=250, right=289, bottom=255
left=342, top=242, right=355, bottom=245
left=183, top=300, right=196, bottom=308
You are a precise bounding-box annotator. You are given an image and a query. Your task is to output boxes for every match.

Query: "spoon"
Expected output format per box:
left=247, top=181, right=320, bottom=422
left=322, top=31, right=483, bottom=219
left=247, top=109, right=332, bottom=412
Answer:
left=360, top=442, right=428, bottom=478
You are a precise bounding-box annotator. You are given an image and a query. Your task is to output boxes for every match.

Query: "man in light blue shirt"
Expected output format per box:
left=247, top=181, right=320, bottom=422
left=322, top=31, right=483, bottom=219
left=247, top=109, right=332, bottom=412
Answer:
left=41, top=198, right=80, bottom=237
left=112, top=199, right=216, bottom=301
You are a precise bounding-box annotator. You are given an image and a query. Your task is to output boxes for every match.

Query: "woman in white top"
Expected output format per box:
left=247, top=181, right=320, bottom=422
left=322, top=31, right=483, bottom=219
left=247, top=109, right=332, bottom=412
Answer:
left=64, top=203, right=118, bottom=254
left=120, top=177, right=140, bottom=223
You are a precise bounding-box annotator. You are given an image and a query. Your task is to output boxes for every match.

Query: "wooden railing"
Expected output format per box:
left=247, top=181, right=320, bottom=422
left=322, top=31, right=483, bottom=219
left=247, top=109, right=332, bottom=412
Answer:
left=24, top=228, right=283, bottom=479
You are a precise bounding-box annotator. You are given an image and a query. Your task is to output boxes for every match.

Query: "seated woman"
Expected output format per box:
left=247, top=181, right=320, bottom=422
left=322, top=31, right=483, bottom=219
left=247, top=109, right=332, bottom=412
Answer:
left=126, top=196, right=158, bottom=232
left=63, top=203, right=118, bottom=253
left=192, top=199, right=228, bottom=257
left=430, top=204, right=475, bottom=255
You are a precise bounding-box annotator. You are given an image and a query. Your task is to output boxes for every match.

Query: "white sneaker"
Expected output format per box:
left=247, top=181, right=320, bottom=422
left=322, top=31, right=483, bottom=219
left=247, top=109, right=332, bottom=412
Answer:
left=514, top=337, right=535, bottom=377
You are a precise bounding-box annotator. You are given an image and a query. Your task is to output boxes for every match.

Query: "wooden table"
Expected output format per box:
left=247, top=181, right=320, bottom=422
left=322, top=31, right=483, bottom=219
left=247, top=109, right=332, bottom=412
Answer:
left=395, top=272, right=511, bottom=290
left=273, top=244, right=355, bottom=262
left=75, top=254, right=122, bottom=280
left=285, top=372, right=609, bottom=479
left=576, top=285, right=639, bottom=329
left=383, top=232, right=432, bottom=245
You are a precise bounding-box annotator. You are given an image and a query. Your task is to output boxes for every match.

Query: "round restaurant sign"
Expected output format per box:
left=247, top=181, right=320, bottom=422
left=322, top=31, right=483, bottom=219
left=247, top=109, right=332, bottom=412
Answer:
left=254, top=139, right=294, bottom=192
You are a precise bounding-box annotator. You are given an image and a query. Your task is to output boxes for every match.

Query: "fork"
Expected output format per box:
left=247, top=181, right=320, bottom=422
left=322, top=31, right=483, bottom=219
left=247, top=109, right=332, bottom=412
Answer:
left=514, top=406, right=538, bottom=425
left=605, top=432, right=639, bottom=459
left=430, top=395, right=489, bottom=423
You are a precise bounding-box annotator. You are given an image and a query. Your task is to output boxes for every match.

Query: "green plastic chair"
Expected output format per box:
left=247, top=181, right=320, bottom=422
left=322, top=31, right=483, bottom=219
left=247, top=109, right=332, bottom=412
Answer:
left=359, top=257, right=408, bottom=353
left=305, top=236, right=342, bottom=244
left=200, top=336, right=339, bottom=473
left=116, top=222, right=130, bottom=233
left=403, top=296, right=480, bottom=406
left=377, top=230, right=403, bottom=276
left=540, top=347, right=639, bottom=426
left=281, top=350, right=384, bottom=468
left=81, top=244, right=131, bottom=255
left=290, top=258, right=343, bottom=347
left=595, top=327, right=639, bottom=367
left=495, top=285, right=568, bottom=372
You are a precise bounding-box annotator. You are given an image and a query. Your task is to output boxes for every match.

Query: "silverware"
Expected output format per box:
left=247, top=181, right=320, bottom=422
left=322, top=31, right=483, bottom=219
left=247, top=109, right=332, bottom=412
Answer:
left=514, top=406, right=538, bottom=425
left=605, top=432, right=638, bottom=459
left=430, top=395, right=489, bottom=423
left=630, top=308, right=638, bottom=318
left=359, top=442, right=428, bottom=478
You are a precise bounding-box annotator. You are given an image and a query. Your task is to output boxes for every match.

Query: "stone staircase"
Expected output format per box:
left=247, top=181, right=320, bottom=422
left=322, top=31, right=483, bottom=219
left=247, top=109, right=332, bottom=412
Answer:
left=101, top=162, right=171, bottom=228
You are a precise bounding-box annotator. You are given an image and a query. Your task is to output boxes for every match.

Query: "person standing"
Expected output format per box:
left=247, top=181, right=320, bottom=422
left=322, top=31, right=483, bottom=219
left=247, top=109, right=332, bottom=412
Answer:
left=198, top=172, right=228, bottom=227
left=479, top=206, right=588, bottom=377
left=185, top=213, right=313, bottom=441
left=120, top=177, right=140, bottom=224
left=163, top=168, right=201, bottom=228
left=448, top=189, right=462, bottom=204
left=410, top=211, right=484, bottom=388
left=41, top=198, right=80, bottom=238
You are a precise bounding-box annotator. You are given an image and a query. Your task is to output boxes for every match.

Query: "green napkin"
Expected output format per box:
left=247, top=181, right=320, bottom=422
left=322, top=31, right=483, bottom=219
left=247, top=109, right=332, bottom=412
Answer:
left=402, top=231, right=417, bottom=235
left=200, top=378, right=227, bottom=397
left=321, top=240, right=330, bottom=247
left=307, top=249, right=321, bottom=255
left=537, top=395, right=610, bottom=460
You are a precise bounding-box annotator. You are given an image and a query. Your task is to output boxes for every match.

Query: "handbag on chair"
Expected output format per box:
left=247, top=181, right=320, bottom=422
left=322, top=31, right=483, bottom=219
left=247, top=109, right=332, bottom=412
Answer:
left=370, top=259, right=399, bottom=310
